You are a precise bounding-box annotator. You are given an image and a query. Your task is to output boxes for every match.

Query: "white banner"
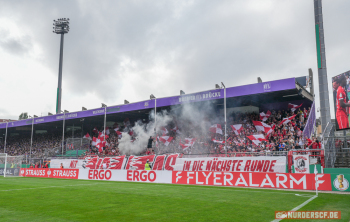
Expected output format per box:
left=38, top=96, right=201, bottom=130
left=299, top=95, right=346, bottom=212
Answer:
left=173, top=156, right=286, bottom=173
left=293, top=155, right=310, bottom=173
left=78, top=169, right=172, bottom=183
left=50, top=159, right=84, bottom=169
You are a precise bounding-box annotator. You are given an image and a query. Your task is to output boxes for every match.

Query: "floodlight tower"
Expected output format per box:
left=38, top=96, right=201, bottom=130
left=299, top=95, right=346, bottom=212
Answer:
left=53, top=18, right=70, bottom=114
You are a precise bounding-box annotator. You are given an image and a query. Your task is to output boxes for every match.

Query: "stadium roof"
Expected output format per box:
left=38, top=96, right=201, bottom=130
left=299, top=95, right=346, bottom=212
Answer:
left=0, top=77, right=312, bottom=130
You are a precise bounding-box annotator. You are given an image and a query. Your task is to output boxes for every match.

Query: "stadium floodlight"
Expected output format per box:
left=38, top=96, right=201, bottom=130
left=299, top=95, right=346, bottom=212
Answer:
left=180, top=90, right=185, bottom=95
left=124, top=100, right=129, bottom=104
left=53, top=18, right=70, bottom=114
left=48, top=112, right=53, bottom=116
left=215, top=84, right=220, bottom=89
left=150, top=94, right=155, bottom=99
left=82, top=107, right=87, bottom=111
left=101, top=103, right=107, bottom=108
left=257, top=77, right=262, bottom=83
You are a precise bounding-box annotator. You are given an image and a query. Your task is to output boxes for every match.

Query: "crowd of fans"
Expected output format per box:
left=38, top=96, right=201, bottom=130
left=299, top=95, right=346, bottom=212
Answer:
left=0, top=105, right=320, bottom=158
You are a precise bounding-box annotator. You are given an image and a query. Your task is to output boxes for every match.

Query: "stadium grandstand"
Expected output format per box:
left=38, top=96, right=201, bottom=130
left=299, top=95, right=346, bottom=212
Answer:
left=0, top=76, right=318, bottom=165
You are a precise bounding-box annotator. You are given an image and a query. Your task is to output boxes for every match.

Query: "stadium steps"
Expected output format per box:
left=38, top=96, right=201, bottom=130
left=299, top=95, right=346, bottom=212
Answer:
left=334, top=152, right=350, bottom=168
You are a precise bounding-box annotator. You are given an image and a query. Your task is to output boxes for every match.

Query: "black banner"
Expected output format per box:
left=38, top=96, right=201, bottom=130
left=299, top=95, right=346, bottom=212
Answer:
left=0, top=168, right=20, bottom=176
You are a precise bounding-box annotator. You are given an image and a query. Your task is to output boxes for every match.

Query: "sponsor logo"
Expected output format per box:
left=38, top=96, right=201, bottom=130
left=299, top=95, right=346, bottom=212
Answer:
left=47, top=170, right=51, bottom=177
left=275, top=211, right=341, bottom=219
left=144, top=102, right=149, bottom=107
left=35, top=118, right=44, bottom=123
left=126, top=170, right=157, bottom=182
left=294, top=156, right=308, bottom=173
left=88, top=170, right=112, bottom=180
left=93, top=109, right=104, bottom=115
left=263, top=83, right=271, bottom=91
left=179, top=91, right=221, bottom=103
left=70, top=160, right=78, bottom=168
left=333, top=174, right=349, bottom=191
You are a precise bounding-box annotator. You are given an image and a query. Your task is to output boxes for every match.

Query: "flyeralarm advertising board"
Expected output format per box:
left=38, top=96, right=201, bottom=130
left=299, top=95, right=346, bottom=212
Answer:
left=172, top=171, right=332, bottom=191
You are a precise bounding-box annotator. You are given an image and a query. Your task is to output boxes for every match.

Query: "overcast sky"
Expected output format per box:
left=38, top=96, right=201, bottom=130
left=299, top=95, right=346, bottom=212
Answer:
left=0, top=0, right=349, bottom=120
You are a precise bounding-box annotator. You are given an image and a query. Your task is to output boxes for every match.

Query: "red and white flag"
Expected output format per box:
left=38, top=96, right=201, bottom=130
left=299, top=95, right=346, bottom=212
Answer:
left=288, top=103, right=302, bottom=112
left=159, top=136, right=173, bottom=146
left=210, top=124, right=223, bottom=134
left=98, top=132, right=109, bottom=140
left=161, top=127, right=169, bottom=136
left=212, top=139, right=225, bottom=144
left=171, top=125, right=181, bottom=134
left=260, top=110, right=271, bottom=122
left=92, top=127, right=98, bottom=134
left=115, top=130, right=122, bottom=136
left=83, top=133, right=92, bottom=140
left=247, top=134, right=267, bottom=145
left=252, top=121, right=275, bottom=135
left=114, top=127, right=120, bottom=132
left=279, top=115, right=297, bottom=126
left=103, top=127, right=110, bottom=135
left=92, top=137, right=100, bottom=146
left=231, top=124, right=243, bottom=135
left=179, top=142, right=191, bottom=150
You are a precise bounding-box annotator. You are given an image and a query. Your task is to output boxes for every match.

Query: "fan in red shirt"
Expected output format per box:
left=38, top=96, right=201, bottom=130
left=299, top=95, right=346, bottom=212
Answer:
left=336, top=75, right=350, bottom=129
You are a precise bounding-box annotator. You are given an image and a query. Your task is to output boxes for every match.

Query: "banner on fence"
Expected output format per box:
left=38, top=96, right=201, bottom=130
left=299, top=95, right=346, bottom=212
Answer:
left=51, top=154, right=285, bottom=173
left=293, top=155, right=310, bottom=173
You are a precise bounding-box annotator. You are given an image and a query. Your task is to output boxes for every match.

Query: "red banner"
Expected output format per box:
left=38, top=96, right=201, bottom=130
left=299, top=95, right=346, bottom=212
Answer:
left=20, top=168, right=79, bottom=179
left=172, top=171, right=332, bottom=191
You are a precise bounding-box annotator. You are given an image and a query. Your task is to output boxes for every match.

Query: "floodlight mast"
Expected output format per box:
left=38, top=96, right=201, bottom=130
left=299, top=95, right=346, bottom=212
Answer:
left=53, top=18, right=70, bottom=114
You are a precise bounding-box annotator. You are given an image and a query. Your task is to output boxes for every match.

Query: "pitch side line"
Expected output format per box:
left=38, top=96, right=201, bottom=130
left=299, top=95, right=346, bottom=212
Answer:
left=150, top=184, right=315, bottom=196
left=271, top=195, right=318, bottom=222
left=0, top=183, right=99, bottom=192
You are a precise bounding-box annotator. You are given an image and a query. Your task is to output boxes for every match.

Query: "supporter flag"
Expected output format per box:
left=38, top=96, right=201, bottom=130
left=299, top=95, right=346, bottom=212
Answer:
left=92, top=137, right=100, bottom=146
left=83, top=133, right=92, bottom=140
left=210, top=124, right=223, bottom=134
left=98, top=132, right=109, bottom=140
left=288, top=103, right=303, bottom=112
left=260, top=110, right=271, bottom=122
left=104, top=127, right=110, bottom=135
left=171, top=125, right=181, bottom=134
left=92, top=127, right=98, bottom=134
left=179, top=142, right=191, bottom=150
left=161, top=127, right=169, bottom=136
left=252, top=121, right=275, bottom=135
left=159, top=136, right=173, bottom=146
left=231, top=124, right=243, bottom=135
left=279, top=115, right=297, bottom=126
left=247, top=134, right=267, bottom=145
left=212, top=139, right=225, bottom=144
left=185, top=138, right=196, bottom=145
left=115, top=130, right=122, bottom=136
left=114, top=127, right=120, bottom=133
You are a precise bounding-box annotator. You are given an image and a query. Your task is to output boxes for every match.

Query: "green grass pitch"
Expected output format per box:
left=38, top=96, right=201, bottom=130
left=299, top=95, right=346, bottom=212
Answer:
left=0, top=177, right=349, bottom=222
